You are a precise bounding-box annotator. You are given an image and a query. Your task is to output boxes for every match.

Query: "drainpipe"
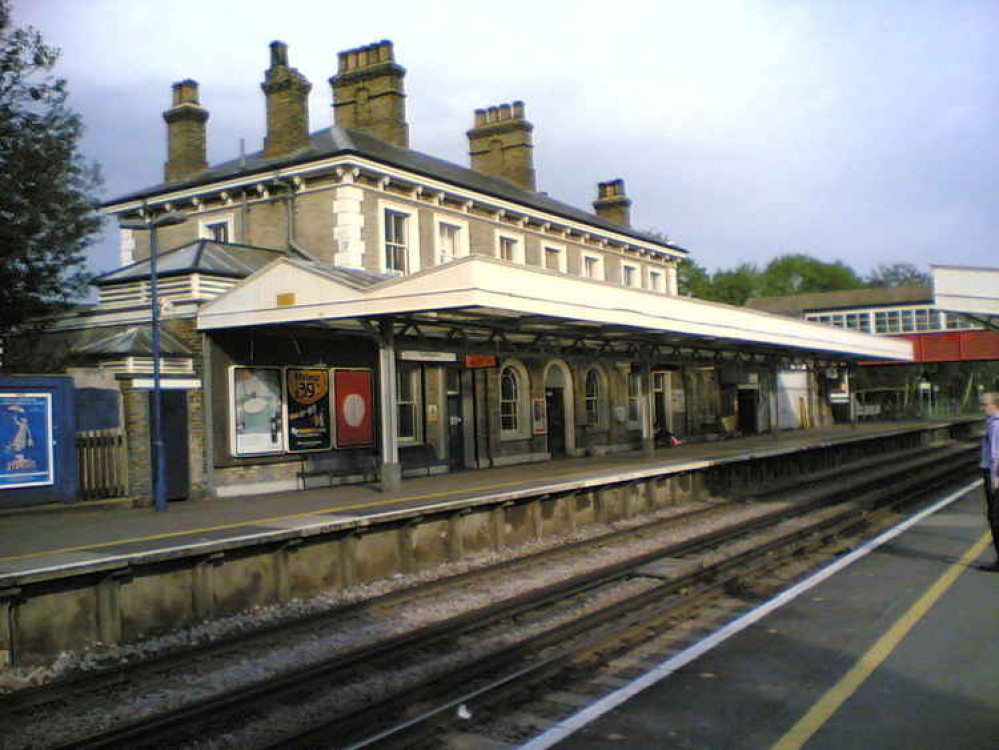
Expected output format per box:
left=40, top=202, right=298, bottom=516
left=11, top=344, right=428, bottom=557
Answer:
left=271, top=174, right=316, bottom=260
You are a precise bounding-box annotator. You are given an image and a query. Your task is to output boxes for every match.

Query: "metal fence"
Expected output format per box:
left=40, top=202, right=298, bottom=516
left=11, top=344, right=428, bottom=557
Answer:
left=76, top=429, right=129, bottom=500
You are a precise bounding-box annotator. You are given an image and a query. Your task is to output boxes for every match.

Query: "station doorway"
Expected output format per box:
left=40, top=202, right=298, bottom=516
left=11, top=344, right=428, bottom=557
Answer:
left=444, top=368, right=464, bottom=471
left=544, top=361, right=575, bottom=459
left=652, top=370, right=673, bottom=438
left=150, top=389, right=190, bottom=501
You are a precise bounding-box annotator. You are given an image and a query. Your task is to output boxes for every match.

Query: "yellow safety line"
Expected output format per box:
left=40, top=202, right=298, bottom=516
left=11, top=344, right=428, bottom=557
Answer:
left=771, top=530, right=992, bottom=750
left=0, top=464, right=619, bottom=564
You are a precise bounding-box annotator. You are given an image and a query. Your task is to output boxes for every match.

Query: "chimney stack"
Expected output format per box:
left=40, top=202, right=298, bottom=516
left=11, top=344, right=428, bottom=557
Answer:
left=261, top=41, right=313, bottom=159
left=593, top=179, right=632, bottom=227
left=329, top=40, right=409, bottom=148
left=467, top=101, right=536, bottom=191
left=163, top=79, right=209, bottom=182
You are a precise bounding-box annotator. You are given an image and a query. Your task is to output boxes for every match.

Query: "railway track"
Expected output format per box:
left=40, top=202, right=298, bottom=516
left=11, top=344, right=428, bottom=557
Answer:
left=1, top=440, right=978, bottom=750
left=280, top=442, right=978, bottom=750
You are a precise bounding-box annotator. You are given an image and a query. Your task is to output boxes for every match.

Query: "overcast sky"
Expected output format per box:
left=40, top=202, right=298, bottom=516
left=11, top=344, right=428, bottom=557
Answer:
left=14, top=0, right=998, bottom=277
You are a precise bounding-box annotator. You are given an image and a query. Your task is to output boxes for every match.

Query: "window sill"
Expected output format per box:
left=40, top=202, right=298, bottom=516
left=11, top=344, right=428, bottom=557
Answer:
left=500, top=430, right=531, bottom=442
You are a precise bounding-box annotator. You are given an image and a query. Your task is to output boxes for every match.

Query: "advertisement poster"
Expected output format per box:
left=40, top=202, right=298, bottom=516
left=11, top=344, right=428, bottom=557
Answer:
left=532, top=397, right=548, bottom=435
left=0, top=393, right=54, bottom=489
left=286, top=368, right=332, bottom=452
left=232, top=367, right=284, bottom=455
left=334, top=369, right=373, bottom=447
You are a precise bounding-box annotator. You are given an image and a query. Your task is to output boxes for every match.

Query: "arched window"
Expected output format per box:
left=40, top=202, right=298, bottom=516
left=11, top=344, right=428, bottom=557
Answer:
left=585, top=369, right=601, bottom=426
left=500, top=366, right=519, bottom=432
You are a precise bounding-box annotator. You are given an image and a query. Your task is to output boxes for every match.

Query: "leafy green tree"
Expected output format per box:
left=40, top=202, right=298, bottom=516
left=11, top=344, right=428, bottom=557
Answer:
left=677, top=257, right=712, bottom=298
left=866, top=262, right=931, bottom=289
left=0, top=0, right=102, bottom=338
left=709, top=263, right=760, bottom=305
left=756, top=253, right=864, bottom=298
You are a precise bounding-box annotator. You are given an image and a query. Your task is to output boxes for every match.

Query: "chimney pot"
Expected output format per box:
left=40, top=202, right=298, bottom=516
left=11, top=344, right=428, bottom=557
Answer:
left=270, top=40, right=288, bottom=67
left=163, top=79, right=209, bottom=182
left=593, top=178, right=632, bottom=227
left=261, top=41, right=312, bottom=159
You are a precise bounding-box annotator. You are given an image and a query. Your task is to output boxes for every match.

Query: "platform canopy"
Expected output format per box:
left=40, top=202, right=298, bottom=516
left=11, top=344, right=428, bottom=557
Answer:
left=197, top=256, right=913, bottom=364
left=932, top=265, right=999, bottom=332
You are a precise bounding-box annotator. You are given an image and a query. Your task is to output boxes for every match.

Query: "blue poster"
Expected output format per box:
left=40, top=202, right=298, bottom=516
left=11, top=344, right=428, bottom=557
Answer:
left=0, top=393, right=54, bottom=488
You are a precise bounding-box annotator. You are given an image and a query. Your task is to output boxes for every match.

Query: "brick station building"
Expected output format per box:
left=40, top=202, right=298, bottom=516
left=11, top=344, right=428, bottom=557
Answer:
left=45, top=40, right=909, bottom=502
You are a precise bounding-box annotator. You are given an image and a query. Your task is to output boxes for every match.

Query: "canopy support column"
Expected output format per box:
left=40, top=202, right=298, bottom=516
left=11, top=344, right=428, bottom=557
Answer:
left=377, top=321, right=402, bottom=491
left=640, top=362, right=655, bottom=458
left=768, top=357, right=779, bottom=435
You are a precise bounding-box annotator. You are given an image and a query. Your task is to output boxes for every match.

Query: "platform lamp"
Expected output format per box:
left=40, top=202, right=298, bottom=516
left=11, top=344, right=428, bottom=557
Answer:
left=119, top=211, right=188, bottom=512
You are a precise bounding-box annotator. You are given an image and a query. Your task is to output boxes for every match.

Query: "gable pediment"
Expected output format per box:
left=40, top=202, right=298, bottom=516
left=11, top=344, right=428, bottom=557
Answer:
left=198, top=259, right=367, bottom=320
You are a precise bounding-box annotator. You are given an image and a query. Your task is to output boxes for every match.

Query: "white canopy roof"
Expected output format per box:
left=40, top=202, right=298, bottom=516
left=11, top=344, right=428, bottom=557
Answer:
left=197, top=256, right=913, bottom=362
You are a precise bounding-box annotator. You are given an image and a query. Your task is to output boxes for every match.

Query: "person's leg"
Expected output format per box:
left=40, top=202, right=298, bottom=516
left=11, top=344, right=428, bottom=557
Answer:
left=986, top=469, right=999, bottom=559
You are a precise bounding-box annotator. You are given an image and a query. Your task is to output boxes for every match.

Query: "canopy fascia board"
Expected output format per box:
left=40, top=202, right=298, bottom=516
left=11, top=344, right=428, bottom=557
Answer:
left=198, top=256, right=913, bottom=362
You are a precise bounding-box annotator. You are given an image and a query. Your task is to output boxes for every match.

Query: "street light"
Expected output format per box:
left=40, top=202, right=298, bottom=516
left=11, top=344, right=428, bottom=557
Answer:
left=119, top=210, right=188, bottom=512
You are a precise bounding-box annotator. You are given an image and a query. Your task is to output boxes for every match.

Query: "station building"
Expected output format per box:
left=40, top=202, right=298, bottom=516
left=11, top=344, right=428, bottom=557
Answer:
left=746, top=283, right=999, bottom=418
left=44, top=40, right=910, bottom=502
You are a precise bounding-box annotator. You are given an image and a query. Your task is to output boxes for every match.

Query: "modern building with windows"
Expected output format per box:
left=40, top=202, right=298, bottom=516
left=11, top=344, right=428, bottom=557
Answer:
left=39, top=40, right=909, bottom=501
left=747, top=284, right=999, bottom=419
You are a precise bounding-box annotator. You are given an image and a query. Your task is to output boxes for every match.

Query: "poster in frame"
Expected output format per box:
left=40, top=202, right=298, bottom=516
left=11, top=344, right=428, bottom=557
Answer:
left=0, top=392, right=54, bottom=489
left=231, top=366, right=284, bottom=456
left=333, top=369, right=374, bottom=447
left=286, top=368, right=333, bottom=452
left=532, top=396, right=548, bottom=435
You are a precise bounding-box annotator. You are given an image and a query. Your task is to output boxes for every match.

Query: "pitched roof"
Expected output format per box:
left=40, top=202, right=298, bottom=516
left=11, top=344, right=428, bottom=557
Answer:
left=69, top=325, right=194, bottom=357
left=744, top=285, right=934, bottom=317
left=93, top=239, right=289, bottom=285
left=104, top=126, right=685, bottom=254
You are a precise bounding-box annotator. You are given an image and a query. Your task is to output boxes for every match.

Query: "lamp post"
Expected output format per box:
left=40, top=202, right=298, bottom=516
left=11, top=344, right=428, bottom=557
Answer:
left=119, top=211, right=188, bottom=511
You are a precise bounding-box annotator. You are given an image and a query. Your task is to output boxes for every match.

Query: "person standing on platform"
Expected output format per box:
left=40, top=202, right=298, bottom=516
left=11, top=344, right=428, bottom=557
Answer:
left=981, top=391, right=999, bottom=571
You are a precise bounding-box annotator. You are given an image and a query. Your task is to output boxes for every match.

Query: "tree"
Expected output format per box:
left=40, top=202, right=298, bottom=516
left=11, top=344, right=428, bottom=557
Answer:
left=866, top=262, right=932, bottom=289
left=0, top=0, right=102, bottom=337
left=755, top=253, right=864, bottom=298
left=677, top=257, right=712, bottom=298
left=708, top=263, right=760, bottom=305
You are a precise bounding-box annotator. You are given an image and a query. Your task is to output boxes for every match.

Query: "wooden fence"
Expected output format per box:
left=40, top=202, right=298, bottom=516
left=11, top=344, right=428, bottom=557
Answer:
left=76, top=429, right=129, bottom=500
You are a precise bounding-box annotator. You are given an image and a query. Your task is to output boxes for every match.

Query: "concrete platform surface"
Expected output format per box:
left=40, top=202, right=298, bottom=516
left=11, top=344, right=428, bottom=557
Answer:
left=535, top=481, right=998, bottom=750
left=0, top=421, right=966, bottom=580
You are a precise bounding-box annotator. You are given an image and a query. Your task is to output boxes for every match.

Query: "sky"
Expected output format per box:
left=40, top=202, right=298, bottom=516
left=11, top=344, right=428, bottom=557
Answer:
left=12, top=0, right=999, bottom=278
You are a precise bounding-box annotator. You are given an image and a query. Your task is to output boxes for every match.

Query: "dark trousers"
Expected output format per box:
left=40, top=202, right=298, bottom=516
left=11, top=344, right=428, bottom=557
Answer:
left=986, top=469, right=999, bottom=557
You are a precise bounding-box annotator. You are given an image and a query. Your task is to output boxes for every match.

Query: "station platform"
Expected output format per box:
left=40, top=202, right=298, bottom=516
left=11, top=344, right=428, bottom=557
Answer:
left=0, top=419, right=980, bottom=665
left=0, top=420, right=967, bottom=569
left=529, top=479, right=996, bottom=750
